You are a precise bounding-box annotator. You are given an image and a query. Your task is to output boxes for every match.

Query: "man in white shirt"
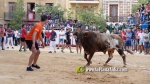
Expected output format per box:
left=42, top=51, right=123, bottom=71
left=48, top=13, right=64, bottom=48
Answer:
left=14, top=29, right=18, bottom=46
left=105, top=27, right=110, bottom=34
left=137, top=29, right=144, bottom=54
left=57, top=28, right=65, bottom=49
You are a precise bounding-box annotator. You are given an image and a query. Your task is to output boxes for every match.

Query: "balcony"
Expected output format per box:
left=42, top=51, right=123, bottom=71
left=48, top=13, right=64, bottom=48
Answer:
left=69, top=0, right=99, bottom=4
left=4, top=12, right=40, bottom=21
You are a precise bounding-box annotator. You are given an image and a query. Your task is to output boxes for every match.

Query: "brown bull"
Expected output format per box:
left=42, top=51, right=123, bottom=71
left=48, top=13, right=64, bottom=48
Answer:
left=73, top=31, right=133, bottom=67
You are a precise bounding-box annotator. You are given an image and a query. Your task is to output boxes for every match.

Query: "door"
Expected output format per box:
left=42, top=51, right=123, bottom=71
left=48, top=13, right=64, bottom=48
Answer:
left=109, top=4, right=118, bottom=22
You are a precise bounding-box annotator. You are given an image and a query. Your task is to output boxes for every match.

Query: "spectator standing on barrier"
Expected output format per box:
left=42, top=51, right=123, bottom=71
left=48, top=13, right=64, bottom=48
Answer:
left=61, top=28, right=74, bottom=53
left=143, top=29, right=149, bottom=54
left=6, top=28, right=14, bottom=49
left=57, top=28, right=65, bottom=49
left=49, top=28, right=57, bottom=53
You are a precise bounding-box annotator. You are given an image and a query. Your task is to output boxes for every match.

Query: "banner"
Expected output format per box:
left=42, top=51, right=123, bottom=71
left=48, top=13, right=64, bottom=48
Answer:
left=28, top=12, right=34, bottom=21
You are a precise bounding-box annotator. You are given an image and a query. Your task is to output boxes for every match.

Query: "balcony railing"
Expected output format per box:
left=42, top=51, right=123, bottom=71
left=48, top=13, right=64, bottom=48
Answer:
left=70, top=0, right=99, bottom=4
left=4, top=12, right=40, bottom=21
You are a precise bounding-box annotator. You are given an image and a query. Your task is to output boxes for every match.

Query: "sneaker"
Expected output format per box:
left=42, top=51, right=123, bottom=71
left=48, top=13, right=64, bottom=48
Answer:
left=61, top=50, right=64, bottom=53
left=12, top=47, right=14, bottom=49
left=49, top=51, right=52, bottom=53
left=54, top=51, right=56, bottom=53
left=32, top=64, right=40, bottom=69
left=70, top=51, right=74, bottom=53
left=57, top=48, right=59, bottom=49
left=2, top=49, right=5, bottom=50
left=7, top=47, right=9, bottom=49
left=19, top=50, right=22, bottom=52
left=26, top=66, right=33, bottom=71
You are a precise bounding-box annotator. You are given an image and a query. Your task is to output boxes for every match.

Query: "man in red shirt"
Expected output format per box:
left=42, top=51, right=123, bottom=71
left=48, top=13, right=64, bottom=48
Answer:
left=45, top=30, right=51, bottom=46
left=19, top=24, right=27, bottom=51
left=120, top=29, right=126, bottom=50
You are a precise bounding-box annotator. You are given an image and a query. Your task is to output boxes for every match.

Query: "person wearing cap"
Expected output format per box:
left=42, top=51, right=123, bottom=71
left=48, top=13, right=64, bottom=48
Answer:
left=49, top=28, right=57, bottom=53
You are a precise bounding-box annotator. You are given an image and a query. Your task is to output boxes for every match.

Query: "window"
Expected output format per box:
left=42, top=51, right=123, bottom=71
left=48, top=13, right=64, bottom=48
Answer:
left=45, top=3, right=53, bottom=8
left=8, top=2, right=15, bottom=12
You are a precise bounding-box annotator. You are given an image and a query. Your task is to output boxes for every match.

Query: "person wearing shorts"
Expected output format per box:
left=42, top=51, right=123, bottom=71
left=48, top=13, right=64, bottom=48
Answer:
left=19, top=24, right=27, bottom=51
left=61, top=28, right=73, bottom=53
left=138, top=29, right=144, bottom=54
left=57, top=28, right=65, bottom=49
left=25, top=15, right=47, bottom=71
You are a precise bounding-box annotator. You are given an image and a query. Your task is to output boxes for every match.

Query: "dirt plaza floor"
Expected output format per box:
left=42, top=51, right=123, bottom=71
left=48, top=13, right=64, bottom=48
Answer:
left=0, top=46, right=150, bottom=84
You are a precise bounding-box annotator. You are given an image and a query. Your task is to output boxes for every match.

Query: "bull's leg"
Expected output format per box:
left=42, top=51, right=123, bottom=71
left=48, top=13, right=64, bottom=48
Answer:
left=86, top=52, right=94, bottom=66
left=84, top=52, right=88, bottom=63
left=104, top=51, right=113, bottom=66
left=117, top=49, right=126, bottom=67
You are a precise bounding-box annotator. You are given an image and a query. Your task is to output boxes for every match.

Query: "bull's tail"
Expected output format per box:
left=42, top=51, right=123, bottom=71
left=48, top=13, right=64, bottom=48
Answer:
left=125, top=49, right=134, bottom=54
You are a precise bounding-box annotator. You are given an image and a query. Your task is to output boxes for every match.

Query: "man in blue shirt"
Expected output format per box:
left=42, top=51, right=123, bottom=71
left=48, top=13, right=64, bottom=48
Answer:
left=49, top=28, right=57, bottom=53
left=126, top=29, right=132, bottom=50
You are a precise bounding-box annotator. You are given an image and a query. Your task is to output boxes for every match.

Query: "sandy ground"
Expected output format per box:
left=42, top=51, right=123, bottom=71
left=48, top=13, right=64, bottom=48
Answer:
left=0, top=46, right=150, bottom=84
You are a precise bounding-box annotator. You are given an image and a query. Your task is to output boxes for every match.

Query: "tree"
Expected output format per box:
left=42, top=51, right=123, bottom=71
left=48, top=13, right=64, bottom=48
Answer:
left=67, top=8, right=74, bottom=19
left=36, top=3, right=66, bottom=22
left=132, top=0, right=149, bottom=13
left=10, top=0, right=25, bottom=29
left=75, top=5, right=106, bottom=32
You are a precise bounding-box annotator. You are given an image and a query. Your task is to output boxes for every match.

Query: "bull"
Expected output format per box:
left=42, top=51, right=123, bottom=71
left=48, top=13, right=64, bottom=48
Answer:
left=73, top=31, right=133, bottom=67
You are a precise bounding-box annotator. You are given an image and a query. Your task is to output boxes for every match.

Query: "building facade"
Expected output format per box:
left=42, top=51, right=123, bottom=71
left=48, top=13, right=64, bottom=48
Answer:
left=0, top=0, right=102, bottom=25
left=1, top=0, right=66, bottom=24
left=103, top=0, right=138, bottom=22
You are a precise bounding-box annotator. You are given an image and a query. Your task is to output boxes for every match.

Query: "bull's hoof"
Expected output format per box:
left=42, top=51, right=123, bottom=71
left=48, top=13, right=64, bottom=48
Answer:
left=123, top=64, right=127, bottom=67
left=103, top=63, right=107, bottom=66
left=86, top=63, right=90, bottom=66
left=90, top=61, right=92, bottom=64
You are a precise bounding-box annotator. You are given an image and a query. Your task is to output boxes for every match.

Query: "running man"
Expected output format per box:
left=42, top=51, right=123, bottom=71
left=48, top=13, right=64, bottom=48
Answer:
left=19, top=24, right=27, bottom=52
left=25, top=15, right=47, bottom=71
left=61, top=28, right=74, bottom=53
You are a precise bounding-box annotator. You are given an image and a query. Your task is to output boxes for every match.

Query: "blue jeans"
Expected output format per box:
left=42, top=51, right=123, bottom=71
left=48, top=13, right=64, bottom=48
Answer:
left=59, top=38, right=64, bottom=43
left=144, top=41, right=149, bottom=53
